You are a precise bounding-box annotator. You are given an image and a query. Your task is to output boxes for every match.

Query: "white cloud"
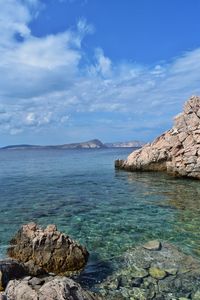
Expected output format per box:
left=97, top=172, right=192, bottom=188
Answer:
left=0, top=0, right=200, bottom=143
left=0, top=0, right=41, bottom=44
left=94, top=48, right=112, bottom=76
left=24, top=111, right=52, bottom=126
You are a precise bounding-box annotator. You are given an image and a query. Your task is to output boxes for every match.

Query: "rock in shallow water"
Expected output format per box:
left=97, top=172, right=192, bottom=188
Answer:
left=7, top=223, right=89, bottom=276
left=149, top=267, right=167, bottom=280
left=115, top=96, right=200, bottom=180
left=97, top=241, right=200, bottom=299
left=143, top=240, right=161, bottom=251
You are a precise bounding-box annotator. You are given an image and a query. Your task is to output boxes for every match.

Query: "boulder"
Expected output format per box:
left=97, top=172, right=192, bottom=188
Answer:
left=115, top=96, right=200, bottom=179
left=7, top=223, right=89, bottom=276
left=4, top=276, right=102, bottom=300
left=143, top=240, right=161, bottom=251
left=0, top=260, right=28, bottom=291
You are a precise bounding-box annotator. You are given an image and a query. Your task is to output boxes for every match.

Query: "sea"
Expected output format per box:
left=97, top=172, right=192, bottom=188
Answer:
left=0, top=148, right=200, bottom=284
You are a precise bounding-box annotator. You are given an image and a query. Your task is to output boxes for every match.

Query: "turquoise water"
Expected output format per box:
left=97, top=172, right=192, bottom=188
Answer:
left=0, top=148, right=200, bottom=282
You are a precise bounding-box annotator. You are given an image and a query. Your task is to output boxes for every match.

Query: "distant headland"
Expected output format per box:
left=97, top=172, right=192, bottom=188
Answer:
left=0, top=139, right=145, bottom=150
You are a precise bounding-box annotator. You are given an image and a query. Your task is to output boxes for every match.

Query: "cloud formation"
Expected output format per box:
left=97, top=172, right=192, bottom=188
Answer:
left=0, top=0, right=200, bottom=144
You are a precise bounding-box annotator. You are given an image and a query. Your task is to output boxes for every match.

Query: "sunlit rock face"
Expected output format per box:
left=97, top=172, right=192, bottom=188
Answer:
left=115, top=96, right=200, bottom=179
left=7, top=223, right=89, bottom=276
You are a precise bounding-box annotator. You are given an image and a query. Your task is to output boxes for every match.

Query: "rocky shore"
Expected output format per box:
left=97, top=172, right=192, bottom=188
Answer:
left=0, top=223, right=200, bottom=299
left=115, top=96, right=200, bottom=179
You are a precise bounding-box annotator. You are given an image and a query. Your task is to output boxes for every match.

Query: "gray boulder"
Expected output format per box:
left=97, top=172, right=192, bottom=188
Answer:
left=4, top=276, right=102, bottom=300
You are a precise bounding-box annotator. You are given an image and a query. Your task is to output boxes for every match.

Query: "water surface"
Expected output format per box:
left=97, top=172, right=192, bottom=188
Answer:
left=0, top=148, right=199, bottom=282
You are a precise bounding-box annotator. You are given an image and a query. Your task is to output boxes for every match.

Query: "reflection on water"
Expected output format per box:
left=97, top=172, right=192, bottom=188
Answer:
left=0, top=148, right=199, bottom=268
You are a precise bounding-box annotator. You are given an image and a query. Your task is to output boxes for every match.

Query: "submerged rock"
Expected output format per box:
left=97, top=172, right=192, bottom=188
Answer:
left=115, top=96, right=200, bottom=179
left=149, top=267, right=167, bottom=280
left=7, top=223, right=89, bottom=276
left=143, top=240, right=161, bottom=251
left=3, top=276, right=102, bottom=300
left=97, top=241, right=200, bottom=299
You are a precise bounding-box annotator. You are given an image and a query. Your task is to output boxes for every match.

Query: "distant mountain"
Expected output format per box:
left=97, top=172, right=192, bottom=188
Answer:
left=105, top=141, right=145, bottom=148
left=1, top=139, right=144, bottom=150
left=60, top=139, right=106, bottom=149
left=1, top=139, right=106, bottom=150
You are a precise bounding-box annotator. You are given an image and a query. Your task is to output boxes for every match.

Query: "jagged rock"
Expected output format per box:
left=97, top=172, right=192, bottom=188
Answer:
left=115, top=96, right=200, bottom=179
left=97, top=241, right=200, bottom=299
left=0, top=260, right=28, bottom=291
left=4, top=276, right=102, bottom=300
left=7, top=223, right=89, bottom=276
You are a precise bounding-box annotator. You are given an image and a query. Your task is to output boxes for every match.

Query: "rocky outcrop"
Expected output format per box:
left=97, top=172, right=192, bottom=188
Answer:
left=3, top=276, right=102, bottom=300
left=7, top=223, right=89, bottom=276
left=115, top=96, right=200, bottom=179
left=0, top=260, right=28, bottom=291
left=97, top=241, right=200, bottom=299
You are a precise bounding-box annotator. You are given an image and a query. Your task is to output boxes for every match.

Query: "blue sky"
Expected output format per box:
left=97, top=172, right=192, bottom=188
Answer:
left=0, top=0, right=200, bottom=146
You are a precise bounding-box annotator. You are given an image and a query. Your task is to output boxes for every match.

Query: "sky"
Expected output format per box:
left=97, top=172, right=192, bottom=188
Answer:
left=0, top=0, right=200, bottom=146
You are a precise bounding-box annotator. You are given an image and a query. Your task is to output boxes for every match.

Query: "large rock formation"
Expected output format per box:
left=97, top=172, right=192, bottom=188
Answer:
left=7, top=223, right=89, bottom=276
left=3, top=276, right=102, bottom=300
left=115, top=96, right=200, bottom=179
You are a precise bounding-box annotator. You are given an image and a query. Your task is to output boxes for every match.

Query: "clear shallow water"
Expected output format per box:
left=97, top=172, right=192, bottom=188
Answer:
left=0, top=148, right=200, bottom=281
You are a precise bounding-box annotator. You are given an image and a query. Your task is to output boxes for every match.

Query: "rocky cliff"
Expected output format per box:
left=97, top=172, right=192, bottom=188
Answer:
left=115, top=96, right=200, bottom=179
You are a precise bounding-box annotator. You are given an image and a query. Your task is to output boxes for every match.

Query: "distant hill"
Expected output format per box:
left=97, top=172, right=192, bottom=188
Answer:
left=1, top=144, right=42, bottom=150
left=105, top=141, right=145, bottom=148
left=60, top=139, right=106, bottom=149
left=1, top=139, right=106, bottom=150
left=1, top=139, right=144, bottom=150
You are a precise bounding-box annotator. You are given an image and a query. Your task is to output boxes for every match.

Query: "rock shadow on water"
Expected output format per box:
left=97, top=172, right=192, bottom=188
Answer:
left=74, top=252, right=117, bottom=291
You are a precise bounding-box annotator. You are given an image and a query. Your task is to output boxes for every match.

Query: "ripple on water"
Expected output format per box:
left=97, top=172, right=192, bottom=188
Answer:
left=0, top=148, right=199, bottom=267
